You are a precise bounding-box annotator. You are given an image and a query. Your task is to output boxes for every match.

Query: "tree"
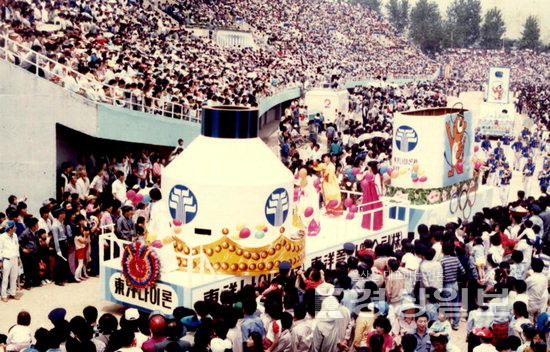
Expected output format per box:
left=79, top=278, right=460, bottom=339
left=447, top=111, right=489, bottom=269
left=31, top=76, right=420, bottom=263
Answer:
left=351, top=0, right=382, bottom=14
left=480, top=7, right=506, bottom=49
left=444, top=0, right=481, bottom=47
left=386, top=0, right=409, bottom=32
left=518, top=15, right=541, bottom=50
left=409, top=0, right=444, bottom=54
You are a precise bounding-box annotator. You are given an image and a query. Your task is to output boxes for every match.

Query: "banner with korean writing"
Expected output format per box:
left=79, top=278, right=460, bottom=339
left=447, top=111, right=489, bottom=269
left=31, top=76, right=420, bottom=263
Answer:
left=103, top=267, right=183, bottom=314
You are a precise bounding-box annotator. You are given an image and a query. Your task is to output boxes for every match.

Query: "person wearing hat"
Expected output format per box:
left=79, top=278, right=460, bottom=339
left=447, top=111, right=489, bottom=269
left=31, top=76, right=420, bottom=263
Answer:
left=471, top=328, right=496, bottom=352
left=523, top=158, right=536, bottom=197
left=181, top=315, right=201, bottom=347
left=499, top=163, right=512, bottom=206
left=153, top=319, right=191, bottom=352
left=0, top=221, right=21, bottom=301
left=142, top=312, right=167, bottom=352
left=48, top=308, right=67, bottom=326
left=485, top=153, right=498, bottom=187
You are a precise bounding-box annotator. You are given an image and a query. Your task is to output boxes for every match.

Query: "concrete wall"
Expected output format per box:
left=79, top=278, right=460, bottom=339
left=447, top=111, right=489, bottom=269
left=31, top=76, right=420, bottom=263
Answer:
left=0, top=61, right=98, bottom=215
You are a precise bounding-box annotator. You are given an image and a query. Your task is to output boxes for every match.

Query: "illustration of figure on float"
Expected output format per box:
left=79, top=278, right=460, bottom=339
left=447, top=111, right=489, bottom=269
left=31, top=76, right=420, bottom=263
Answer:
left=146, top=188, right=178, bottom=274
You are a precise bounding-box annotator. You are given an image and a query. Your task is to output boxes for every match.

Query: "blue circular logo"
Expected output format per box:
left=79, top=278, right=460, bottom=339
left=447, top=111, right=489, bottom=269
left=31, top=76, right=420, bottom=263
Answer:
left=168, top=185, right=198, bottom=225
left=395, top=125, right=418, bottom=152
left=265, top=188, right=290, bottom=227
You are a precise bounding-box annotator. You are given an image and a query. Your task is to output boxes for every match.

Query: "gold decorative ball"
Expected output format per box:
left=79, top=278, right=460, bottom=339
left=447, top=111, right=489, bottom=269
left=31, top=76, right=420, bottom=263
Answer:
left=248, top=263, right=256, bottom=270
left=236, top=249, right=243, bottom=256
left=228, top=245, right=235, bottom=252
left=230, top=263, right=238, bottom=271
left=266, top=262, right=274, bottom=270
left=213, top=263, right=220, bottom=270
left=258, top=263, right=265, bottom=271
left=268, top=248, right=276, bottom=255
left=260, top=251, right=268, bottom=259
left=214, top=245, right=222, bottom=253
left=275, top=244, right=282, bottom=251
left=191, top=249, right=198, bottom=255
left=251, top=253, right=260, bottom=260
left=243, top=251, right=251, bottom=259
left=221, top=262, right=229, bottom=270
left=279, top=227, right=285, bottom=233
left=183, top=247, right=190, bottom=255
left=222, top=228, right=229, bottom=235
left=221, top=242, right=229, bottom=249
left=205, top=248, right=213, bottom=256
left=239, top=263, right=248, bottom=271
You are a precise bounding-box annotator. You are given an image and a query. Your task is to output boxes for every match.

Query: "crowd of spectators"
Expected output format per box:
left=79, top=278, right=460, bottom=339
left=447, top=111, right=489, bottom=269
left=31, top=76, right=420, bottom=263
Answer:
left=436, top=49, right=550, bottom=87
left=1, top=200, right=549, bottom=352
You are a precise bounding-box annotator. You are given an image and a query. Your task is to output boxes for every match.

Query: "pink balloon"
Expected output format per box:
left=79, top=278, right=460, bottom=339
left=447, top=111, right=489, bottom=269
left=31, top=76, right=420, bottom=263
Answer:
left=350, top=205, right=358, bottom=213
left=419, top=176, right=428, bottom=182
left=133, top=194, right=144, bottom=204
left=293, top=188, right=301, bottom=202
left=346, top=212, right=355, bottom=220
left=239, top=228, right=251, bottom=239
left=352, top=168, right=361, bottom=175
left=365, top=173, right=374, bottom=182
left=151, top=240, right=163, bottom=248
left=327, top=199, right=339, bottom=208
left=387, top=168, right=393, bottom=176
left=474, top=161, right=481, bottom=169
left=344, top=198, right=354, bottom=208
left=474, top=145, right=479, bottom=152
left=263, top=227, right=268, bottom=232
left=412, top=178, right=419, bottom=182
left=173, top=219, right=182, bottom=226
left=304, top=207, right=314, bottom=217
left=126, top=190, right=136, bottom=200
left=456, top=162, right=464, bottom=173
left=313, top=178, right=321, bottom=187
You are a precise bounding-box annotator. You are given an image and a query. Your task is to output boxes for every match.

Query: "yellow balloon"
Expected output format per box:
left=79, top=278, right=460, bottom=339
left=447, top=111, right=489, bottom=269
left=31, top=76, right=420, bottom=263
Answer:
left=399, top=169, right=406, bottom=175
left=255, top=223, right=266, bottom=230
left=418, top=170, right=425, bottom=176
left=391, top=173, right=399, bottom=179
left=174, top=227, right=182, bottom=234
left=412, top=164, right=419, bottom=172
left=236, top=223, right=245, bottom=231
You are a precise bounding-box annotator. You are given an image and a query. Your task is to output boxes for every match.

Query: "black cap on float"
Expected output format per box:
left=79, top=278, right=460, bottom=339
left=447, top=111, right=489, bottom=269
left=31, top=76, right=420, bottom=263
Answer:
left=201, top=106, right=259, bottom=139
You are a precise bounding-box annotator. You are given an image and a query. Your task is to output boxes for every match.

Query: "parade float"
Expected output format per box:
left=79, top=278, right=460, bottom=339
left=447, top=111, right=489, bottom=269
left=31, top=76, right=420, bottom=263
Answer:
left=384, top=106, right=495, bottom=231
left=100, top=106, right=408, bottom=313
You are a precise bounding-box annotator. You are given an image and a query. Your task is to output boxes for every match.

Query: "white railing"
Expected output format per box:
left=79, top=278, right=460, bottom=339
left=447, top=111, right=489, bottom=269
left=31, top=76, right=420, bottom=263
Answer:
left=0, top=35, right=201, bottom=123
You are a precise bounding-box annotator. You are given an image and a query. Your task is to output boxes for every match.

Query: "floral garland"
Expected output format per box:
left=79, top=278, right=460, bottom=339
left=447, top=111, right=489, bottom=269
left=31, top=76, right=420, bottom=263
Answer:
left=121, top=242, right=160, bottom=289
left=385, top=177, right=478, bottom=206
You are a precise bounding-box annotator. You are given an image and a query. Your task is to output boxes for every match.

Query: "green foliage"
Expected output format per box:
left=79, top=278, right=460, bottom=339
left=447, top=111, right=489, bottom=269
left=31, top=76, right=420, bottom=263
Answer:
left=480, top=8, right=506, bottom=49
left=386, top=0, right=410, bottom=32
left=409, top=0, right=444, bottom=54
left=443, top=0, right=481, bottom=48
left=518, top=15, right=541, bottom=50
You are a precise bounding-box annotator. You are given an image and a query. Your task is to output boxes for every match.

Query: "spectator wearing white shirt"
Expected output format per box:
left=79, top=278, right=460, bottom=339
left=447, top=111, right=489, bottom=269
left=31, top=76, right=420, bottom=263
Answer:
left=0, top=221, right=21, bottom=301
left=525, top=258, right=549, bottom=320
left=419, top=247, right=443, bottom=291
left=111, top=171, right=127, bottom=203
left=75, top=170, right=90, bottom=201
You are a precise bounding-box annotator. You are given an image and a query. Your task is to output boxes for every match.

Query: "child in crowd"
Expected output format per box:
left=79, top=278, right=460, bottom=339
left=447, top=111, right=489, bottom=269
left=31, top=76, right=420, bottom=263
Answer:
left=6, top=311, right=32, bottom=352
left=428, top=311, right=452, bottom=344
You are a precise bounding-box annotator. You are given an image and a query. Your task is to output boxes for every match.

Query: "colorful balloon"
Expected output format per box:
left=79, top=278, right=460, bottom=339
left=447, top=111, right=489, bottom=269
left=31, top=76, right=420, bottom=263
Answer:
left=239, top=228, right=251, bottom=239
left=391, top=172, right=399, bottom=179
left=344, top=198, right=354, bottom=208
left=380, top=165, right=388, bottom=174
left=419, top=176, right=428, bottom=182
left=456, top=162, right=464, bottom=173
left=387, top=168, right=393, bottom=176
left=350, top=205, right=358, bottom=213
left=133, top=194, right=144, bottom=204
left=412, top=164, right=419, bottom=172
left=236, top=223, right=245, bottom=231
left=304, top=207, right=314, bottom=217
left=399, top=169, right=407, bottom=175
left=255, top=230, right=265, bottom=239
left=346, top=212, right=355, bottom=220
left=173, top=219, right=182, bottom=226
left=474, top=161, right=481, bottom=169
left=327, top=199, right=338, bottom=208
left=255, top=223, right=266, bottom=230
left=474, top=145, right=479, bottom=152
left=126, top=190, right=136, bottom=200
left=412, top=178, right=419, bottom=182
left=411, top=173, right=418, bottom=179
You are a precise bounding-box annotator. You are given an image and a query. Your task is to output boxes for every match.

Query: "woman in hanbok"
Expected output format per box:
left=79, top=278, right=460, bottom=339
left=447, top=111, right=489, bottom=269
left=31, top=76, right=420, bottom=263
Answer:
left=314, top=154, right=343, bottom=216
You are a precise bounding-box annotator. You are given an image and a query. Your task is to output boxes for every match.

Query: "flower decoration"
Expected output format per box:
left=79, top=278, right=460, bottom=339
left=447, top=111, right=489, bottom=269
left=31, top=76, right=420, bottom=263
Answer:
left=121, top=242, right=160, bottom=289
